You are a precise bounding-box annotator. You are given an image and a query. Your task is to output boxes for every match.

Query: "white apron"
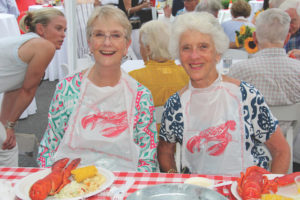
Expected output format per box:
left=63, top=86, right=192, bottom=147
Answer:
left=54, top=69, right=139, bottom=171
left=181, top=74, right=253, bottom=176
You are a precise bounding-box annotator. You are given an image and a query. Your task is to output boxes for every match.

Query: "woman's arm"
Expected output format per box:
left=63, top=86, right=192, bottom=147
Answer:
left=157, top=140, right=177, bottom=172
left=135, top=85, right=158, bottom=172
left=157, top=93, right=183, bottom=173
left=37, top=82, right=66, bottom=167
left=265, top=127, right=290, bottom=174
left=37, top=75, right=80, bottom=167
left=1, top=39, right=55, bottom=150
left=241, top=82, right=291, bottom=173
left=123, top=0, right=151, bottom=15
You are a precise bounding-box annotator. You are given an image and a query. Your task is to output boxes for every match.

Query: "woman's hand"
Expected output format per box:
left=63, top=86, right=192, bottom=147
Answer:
left=2, top=128, right=16, bottom=150
left=140, top=0, right=151, bottom=9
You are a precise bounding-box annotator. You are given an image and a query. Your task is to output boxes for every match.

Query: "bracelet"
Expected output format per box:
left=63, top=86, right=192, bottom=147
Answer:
left=167, top=168, right=177, bottom=173
left=127, top=8, right=132, bottom=16
left=5, top=121, right=17, bottom=129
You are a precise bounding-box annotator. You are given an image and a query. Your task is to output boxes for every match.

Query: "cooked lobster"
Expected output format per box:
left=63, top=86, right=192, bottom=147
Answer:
left=29, top=158, right=81, bottom=200
left=237, top=166, right=300, bottom=200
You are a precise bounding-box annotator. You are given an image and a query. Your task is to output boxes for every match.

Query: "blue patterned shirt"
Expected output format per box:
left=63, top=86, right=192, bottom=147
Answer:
left=159, top=81, right=278, bottom=170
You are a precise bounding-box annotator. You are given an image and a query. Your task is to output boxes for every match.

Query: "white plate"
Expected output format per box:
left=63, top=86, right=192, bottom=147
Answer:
left=14, top=167, right=115, bottom=200
left=231, top=174, right=300, bottom=200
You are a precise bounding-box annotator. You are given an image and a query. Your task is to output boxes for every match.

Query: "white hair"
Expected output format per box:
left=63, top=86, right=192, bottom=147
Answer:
left=256, top=8, right=291, bottom=44
left=169, top=12, right=229, bottom=59
left=140, top=20, right=172, bottom=61
left=279, top=0, right=300, bottom=16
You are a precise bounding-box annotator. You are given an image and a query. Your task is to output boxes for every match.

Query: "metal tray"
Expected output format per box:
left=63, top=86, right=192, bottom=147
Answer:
left=127, top=183, right=227, bottom=200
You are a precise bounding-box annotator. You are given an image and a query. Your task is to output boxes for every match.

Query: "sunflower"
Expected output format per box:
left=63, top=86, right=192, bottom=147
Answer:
left=240, top=25, right=246, bottom=35
left=244, top=37, right=258, bottom=54
left=254, top=9, right=263, bottom=19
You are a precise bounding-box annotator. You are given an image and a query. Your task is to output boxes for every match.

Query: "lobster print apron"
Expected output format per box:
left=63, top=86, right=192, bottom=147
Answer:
left=54, top=69, right=139, bottom=171
left=181, top=74, right=253, bottom=176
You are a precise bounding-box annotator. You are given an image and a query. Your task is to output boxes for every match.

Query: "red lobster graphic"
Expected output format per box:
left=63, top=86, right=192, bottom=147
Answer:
left=81, top=111, right=128, bottom=138
left=186, top=120, right=236, bottom=156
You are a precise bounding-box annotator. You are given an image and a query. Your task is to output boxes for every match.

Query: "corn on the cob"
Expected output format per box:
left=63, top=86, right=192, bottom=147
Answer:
left=261, top=194, right=293, bottom=200
left=71, top=165, right=98, bottom=183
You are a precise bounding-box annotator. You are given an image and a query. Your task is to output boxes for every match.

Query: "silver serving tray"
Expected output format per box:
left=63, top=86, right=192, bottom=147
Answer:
left=127, top=183, right=227, bottom=200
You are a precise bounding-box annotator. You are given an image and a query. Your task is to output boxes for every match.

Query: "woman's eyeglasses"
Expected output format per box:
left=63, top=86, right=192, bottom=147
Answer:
left=92, top=32, right=125, bottom=43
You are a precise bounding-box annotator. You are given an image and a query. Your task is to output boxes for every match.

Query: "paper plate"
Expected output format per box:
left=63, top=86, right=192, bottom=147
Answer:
left=14, top=167, right=115, bottom=200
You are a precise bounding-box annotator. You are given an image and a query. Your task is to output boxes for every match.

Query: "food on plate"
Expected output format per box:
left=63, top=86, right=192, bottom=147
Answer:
left=261, top=194, right=293, bottom=200
left=237, top=166, right=300, bottom=200
left=184, top=177, right=214, bottom=188
left=29, top=158, right=81, bottom=200
left=71, top=165, right=98, bottom=183
left=54, top=172, right=106, bottom=199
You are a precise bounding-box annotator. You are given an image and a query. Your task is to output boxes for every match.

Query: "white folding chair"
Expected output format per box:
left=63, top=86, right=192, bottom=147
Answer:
left=269, top=102, right=300, bottom=173
left=222, top=49, right=249, bottom=60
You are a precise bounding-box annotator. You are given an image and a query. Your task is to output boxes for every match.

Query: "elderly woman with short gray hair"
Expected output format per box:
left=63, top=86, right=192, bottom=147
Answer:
left=37, top=6, right=158, bottom=171
left=157, top=12, right=290, bottom=175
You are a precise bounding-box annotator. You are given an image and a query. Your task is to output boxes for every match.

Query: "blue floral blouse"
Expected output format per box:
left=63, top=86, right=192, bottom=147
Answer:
left=159, top=81, right=278, bottom=170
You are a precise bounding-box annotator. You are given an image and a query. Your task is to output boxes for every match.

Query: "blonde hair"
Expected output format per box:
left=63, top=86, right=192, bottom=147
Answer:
left=86, top=5, right=132, bottom=41
left=140, top=20, right=172, bottom=61
left=19, top=7, right=64, bottom=33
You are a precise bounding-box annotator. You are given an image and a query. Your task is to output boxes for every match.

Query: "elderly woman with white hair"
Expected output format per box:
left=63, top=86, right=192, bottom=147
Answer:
left=157, top=12, right=290, bottom=175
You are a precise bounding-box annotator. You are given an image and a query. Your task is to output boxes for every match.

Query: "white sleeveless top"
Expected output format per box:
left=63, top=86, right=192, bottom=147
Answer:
left=0, top=32, right=40, bottom=92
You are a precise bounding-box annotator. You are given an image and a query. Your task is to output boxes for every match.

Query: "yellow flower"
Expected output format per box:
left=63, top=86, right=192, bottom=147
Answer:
left=235, top=35, right=240, bottom=48
left=244, top=37, right=258, bottom=54
left=254, top=9, right=263, bottom=19
left=240, top=25, right=246, bottom=35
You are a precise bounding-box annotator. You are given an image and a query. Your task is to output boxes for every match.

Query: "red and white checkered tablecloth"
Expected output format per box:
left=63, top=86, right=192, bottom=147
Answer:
left=0, top=167, right=238, bottom=199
